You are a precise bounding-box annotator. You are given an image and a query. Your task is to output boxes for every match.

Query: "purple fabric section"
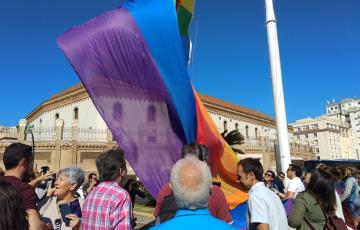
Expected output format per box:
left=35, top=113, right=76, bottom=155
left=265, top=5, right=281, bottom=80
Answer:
left=57, top=8, right=183, bottom=197
left=282, top=198, right=295, bottom=216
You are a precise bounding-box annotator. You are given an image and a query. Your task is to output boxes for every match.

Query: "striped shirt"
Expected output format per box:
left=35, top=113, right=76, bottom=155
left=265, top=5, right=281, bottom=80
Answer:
left=81, top=181, right=133, bottom=230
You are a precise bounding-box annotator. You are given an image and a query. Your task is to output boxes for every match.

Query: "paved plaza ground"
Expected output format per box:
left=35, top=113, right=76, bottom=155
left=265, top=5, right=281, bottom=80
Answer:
left=134, top=204, right=156, bottom=229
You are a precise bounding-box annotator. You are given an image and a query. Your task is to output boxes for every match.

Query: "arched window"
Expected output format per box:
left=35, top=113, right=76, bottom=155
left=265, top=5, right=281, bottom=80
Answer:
left=113, top=102, right=123, bottom=121
left=245, top=125, right=249, bottom=138
left=54, top=113, right=60, bottom=127
left=74, top=107, right=79, bottom=120
left=223, top=120, right=227, bottom=131
left=255, top=127, right=258, bottom=139
left=147, top=105, right=156, bottom=122
left=235, top=123, right=239, bottom=130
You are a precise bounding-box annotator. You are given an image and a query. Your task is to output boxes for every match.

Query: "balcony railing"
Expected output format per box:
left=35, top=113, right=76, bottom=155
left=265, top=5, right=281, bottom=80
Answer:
left=0, top=127, right=17, bottom=140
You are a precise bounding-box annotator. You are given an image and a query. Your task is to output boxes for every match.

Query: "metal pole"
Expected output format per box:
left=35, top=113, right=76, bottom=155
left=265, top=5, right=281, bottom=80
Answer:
left=265, top=0, right=291, bottom=172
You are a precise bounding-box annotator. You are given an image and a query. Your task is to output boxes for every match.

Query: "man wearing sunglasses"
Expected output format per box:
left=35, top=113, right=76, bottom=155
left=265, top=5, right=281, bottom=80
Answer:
left=278, top=164, right=304, bottom=200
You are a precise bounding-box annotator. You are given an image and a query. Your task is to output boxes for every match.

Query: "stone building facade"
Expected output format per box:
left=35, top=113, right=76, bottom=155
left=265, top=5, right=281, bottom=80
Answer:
left=326, top=98, right=360, bottom=158
left=0, top=83, right=314, bottom=174
left=291, top=116, right=355, bottom=160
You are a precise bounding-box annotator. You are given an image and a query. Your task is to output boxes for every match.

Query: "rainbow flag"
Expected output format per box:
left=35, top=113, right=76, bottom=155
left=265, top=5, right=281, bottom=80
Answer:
left=57, top=0, right=247, bottom=208
left=176, top=0, right=194, bottom=62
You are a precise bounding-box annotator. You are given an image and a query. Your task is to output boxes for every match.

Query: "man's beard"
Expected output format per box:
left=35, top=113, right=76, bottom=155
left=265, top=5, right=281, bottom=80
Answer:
left=22, top=169, right=33, bottom=183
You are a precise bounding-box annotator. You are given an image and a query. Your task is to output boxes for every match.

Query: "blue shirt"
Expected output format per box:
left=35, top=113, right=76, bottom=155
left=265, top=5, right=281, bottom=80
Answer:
left=151, top=208, right=236, bottom=230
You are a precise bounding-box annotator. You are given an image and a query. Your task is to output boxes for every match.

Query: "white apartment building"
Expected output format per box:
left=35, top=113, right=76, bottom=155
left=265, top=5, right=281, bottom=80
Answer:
left=326, top=98, right=360, bottom=158
left=291, top=116, right=355, bottom=160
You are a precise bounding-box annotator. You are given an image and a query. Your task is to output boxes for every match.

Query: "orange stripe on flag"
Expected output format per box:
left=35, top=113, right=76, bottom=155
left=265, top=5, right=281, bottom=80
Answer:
left=193, top=89, right=248, bottom=209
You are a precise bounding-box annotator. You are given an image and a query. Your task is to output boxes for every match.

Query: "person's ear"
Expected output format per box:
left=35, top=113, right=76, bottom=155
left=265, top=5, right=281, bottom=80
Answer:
left=19, top=158, right=28, bottom=169
left=120, top=167, right=127, bottom=178
left=69, top=183, right=77, bottom=192
left=248, top=171, right=256, bottom=180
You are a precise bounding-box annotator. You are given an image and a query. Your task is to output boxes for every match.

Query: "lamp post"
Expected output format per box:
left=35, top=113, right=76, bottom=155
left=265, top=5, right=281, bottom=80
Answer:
left=25, top=123, right=35, bottom=156
left=265, top=0, right=291, bottom=172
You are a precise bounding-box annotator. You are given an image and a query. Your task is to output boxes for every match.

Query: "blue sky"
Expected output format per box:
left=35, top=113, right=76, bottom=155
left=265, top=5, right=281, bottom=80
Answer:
left=0, top=0, right=359, bottom=126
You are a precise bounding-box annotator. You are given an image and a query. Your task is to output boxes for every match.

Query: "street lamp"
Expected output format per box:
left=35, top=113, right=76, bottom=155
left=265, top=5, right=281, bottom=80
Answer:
left=25, top=123, right=35, bottom=156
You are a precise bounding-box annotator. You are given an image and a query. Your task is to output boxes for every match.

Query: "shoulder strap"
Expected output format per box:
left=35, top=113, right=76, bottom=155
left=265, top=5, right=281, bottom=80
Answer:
left=316, top=198, right=330, bottom=220
left=304, top=216, right=317, bottom=230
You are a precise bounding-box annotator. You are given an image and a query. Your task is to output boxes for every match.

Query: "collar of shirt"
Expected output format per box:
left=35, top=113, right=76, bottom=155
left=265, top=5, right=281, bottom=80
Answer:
left=249, top=181, right=265, bottom=194
left=175, top=208, right=210, bottom=217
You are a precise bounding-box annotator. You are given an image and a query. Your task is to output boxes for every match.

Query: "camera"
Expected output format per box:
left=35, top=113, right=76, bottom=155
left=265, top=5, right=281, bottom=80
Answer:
left=41, top=166, right=50, bottom=175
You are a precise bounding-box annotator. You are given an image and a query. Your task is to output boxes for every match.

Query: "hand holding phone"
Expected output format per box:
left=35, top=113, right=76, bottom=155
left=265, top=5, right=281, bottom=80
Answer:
left=66, top=214, right=81, bottom=229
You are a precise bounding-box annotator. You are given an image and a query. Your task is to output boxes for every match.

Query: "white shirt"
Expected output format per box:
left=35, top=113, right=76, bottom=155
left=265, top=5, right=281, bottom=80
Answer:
left=285, top=177, right=305, bottom=198
left=335, top=191, right=345, bottom=221
left=247, top=182, right=288, bottom=230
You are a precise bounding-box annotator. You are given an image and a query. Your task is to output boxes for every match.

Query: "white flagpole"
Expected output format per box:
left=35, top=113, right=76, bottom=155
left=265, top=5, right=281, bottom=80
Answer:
left=265, top=0, right=291, bottom=172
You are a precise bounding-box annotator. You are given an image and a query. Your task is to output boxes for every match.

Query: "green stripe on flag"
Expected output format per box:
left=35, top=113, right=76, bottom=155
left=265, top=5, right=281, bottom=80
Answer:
left=177, top=5, right=192, bottom=36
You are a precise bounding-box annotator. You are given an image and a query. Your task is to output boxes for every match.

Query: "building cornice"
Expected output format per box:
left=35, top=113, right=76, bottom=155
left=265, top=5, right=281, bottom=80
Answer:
left=294, top=128, right=341, bottom=135
left=26, top=83, right=88, bottom=122
left=25, top=83, right=291, bottom=131
left=198, top=94, right=293, bottom=131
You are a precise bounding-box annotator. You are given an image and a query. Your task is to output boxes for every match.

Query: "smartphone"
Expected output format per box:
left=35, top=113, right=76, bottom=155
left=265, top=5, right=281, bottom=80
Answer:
left=70, top=199, right=82, bottom=218
left=58, top=203, right=72, bottom=226
left=50, top=174, right=56, bottom=188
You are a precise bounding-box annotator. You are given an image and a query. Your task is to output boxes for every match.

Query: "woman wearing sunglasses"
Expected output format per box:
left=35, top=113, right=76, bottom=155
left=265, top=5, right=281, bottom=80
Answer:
left=264, top=170, right=282, bottom=194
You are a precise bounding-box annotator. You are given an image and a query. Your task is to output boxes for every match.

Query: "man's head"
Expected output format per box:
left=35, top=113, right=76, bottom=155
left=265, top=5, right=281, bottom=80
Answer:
left=278, top=171, right=285, bottom=181
left=181, top=143, right=208, bottom=162
left=171, top=156, right=212, bottom=210
left=237, top=158, right=263, bottom=190
left=3, top=143, right=33, bottom=179
left=287, top=164, right=302, bottom=179
left=96, top=149, right=127, bottom=184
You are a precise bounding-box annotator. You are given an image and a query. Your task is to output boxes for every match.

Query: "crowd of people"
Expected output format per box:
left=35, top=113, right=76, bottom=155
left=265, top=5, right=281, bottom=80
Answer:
left=0, top=142, right=360, bottom=229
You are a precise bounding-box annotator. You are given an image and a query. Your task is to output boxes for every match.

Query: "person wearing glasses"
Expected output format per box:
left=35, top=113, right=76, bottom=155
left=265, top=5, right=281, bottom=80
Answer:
left=82, top=172, right=98, bottom=198
left=277, top=172, right=285, bottom=181
left=278, top=164, right=305, bottom=200
left=264, top=170, right=284, bottom=195
left=276, top=172, right=286, bottom=194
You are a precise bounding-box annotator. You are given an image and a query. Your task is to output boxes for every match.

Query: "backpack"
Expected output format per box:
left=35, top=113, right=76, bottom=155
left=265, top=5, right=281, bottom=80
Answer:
left=318, top=200, right=347, bottom=230
left=156, top=194, right=178, bottom=224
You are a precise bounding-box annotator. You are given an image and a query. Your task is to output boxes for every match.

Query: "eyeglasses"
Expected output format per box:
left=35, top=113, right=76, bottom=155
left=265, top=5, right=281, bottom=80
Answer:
left=279, top=175, right=285, bottom=178
left=265, top=173, right=272, bottom=177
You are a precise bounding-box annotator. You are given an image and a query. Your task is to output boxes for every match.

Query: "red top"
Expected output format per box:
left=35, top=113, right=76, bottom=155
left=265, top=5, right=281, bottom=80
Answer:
left=154, top=183, right=233, bottom=223
left=0, top=176, right=37, bottom=210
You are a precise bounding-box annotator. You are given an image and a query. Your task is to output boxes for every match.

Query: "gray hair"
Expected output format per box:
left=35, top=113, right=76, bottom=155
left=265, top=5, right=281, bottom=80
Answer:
left=58, top=166, right=85, bottom=190
left=170, top=156, right=212, bottom=209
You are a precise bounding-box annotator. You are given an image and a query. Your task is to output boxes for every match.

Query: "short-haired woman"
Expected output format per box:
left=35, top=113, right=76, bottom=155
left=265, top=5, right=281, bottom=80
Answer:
left=38, top=166, right=84, bottom=230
